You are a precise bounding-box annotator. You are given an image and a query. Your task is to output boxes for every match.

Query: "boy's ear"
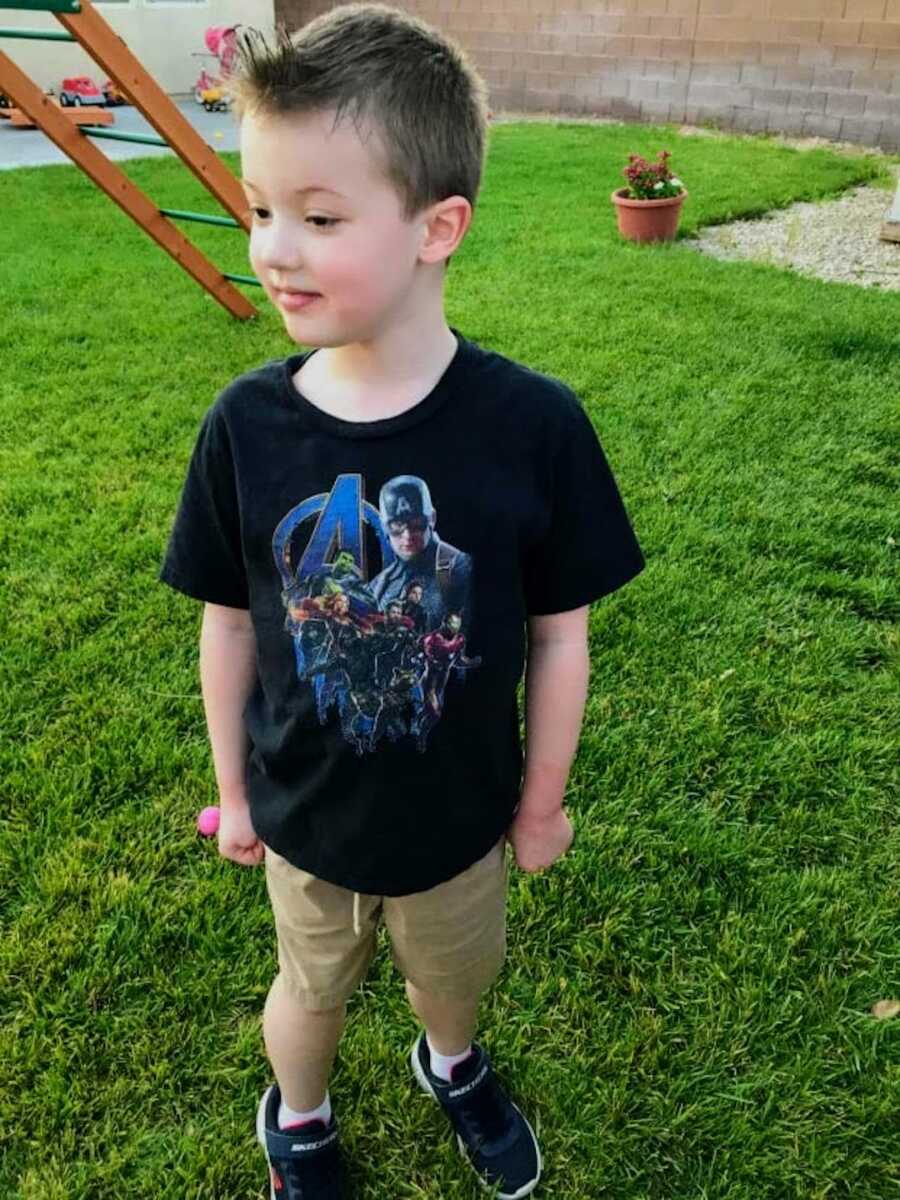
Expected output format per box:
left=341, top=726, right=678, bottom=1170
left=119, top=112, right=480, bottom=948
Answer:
left=418, top=196, right=472, bottom=266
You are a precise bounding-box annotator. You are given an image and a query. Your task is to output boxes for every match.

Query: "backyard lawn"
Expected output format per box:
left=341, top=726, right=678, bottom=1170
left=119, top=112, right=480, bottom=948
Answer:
left=1, top=120, right=898, bottom=1199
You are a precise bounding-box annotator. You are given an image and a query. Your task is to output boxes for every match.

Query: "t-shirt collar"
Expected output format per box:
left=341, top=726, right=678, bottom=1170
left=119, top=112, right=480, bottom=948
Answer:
left=281, top=327, right=472, bottom=439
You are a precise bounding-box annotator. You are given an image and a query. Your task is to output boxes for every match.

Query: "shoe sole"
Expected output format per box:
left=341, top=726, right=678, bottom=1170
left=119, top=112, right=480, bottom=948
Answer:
left=409, top=1040, right=543, bottom=1200
left=256, top=1087, right=278, bottom=1200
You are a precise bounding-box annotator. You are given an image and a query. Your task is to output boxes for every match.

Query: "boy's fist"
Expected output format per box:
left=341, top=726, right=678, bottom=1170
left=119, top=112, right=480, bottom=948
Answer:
left=507, top=807, right=574, bottom=873
left=217, top=802, right=266, bottom=867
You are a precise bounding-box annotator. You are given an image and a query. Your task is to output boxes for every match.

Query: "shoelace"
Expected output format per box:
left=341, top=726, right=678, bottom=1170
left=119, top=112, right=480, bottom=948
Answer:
left=283, top=1151, right=344, bottom=1198
left=454, top=1069, right=515, bottom=1149
left=280, top=1136, right=344, bottom=1197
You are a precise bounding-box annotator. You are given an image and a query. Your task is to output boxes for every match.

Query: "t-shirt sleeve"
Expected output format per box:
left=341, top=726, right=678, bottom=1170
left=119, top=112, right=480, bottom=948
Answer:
left=158, top=401, right=250, bottom=609
left=522, top=392, right=645, bottom=616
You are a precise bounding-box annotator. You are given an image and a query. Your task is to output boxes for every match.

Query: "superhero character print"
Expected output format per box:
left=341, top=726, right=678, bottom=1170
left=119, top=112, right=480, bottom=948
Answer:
left=273, top=474, right=480, bottom=755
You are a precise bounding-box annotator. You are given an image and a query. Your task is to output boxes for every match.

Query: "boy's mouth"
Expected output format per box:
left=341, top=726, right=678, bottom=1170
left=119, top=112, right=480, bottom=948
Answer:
left=276, top=289, right=321, bottom=311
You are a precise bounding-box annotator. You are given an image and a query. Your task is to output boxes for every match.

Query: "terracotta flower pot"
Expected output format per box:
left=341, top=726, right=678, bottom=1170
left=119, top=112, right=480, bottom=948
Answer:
left=611, top=187, right=688, bottom=244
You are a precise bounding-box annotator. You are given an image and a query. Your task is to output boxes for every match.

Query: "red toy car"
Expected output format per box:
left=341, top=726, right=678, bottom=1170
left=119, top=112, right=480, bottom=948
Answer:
left=59, top=76, right=105, bottom=107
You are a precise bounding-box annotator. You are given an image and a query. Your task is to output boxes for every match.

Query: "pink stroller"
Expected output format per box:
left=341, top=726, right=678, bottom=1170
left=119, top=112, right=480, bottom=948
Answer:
left=192, top=25, right=241, bottom=110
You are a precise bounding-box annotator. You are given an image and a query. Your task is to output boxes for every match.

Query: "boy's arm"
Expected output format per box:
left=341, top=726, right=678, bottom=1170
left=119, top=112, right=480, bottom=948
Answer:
left=199, top=603, right=265, bottom=866
left=508, top=606, right=590, bottom=872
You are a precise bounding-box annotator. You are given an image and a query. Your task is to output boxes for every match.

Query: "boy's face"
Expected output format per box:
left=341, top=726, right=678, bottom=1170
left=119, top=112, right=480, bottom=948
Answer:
left=240, top=108, right=437, bottom=347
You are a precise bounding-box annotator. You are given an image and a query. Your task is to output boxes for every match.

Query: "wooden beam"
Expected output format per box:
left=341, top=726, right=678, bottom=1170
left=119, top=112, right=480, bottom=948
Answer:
left=0, top=49, right=256, bottom=319
left=1, top=98, right=113, bottom=126
left=880, top=177, right=900, bottom=244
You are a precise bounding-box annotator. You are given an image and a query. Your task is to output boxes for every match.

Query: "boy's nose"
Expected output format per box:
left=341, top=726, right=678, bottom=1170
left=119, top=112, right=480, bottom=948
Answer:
left=253, top=225, right=304, bottom=274
left=258, top=249, right=303, bottom=277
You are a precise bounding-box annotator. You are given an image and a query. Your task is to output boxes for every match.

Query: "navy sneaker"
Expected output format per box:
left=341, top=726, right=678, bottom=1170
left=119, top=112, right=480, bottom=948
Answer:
left=410, top=1033, right=542, bottom=1199
left=256, top=1084, right=351, bottom=1199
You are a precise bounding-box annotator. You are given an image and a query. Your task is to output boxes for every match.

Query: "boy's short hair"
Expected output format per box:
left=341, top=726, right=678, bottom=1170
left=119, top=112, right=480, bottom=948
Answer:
left=228, top=3, right=491, bottom=221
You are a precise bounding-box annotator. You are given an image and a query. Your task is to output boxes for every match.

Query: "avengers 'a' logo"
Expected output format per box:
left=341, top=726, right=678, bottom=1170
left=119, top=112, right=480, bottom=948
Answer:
left=272, top=474, right=394, bottom=590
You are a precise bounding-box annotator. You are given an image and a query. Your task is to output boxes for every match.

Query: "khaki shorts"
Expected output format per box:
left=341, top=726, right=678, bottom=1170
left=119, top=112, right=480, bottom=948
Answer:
left=263, top=838, right=508, bottom=1010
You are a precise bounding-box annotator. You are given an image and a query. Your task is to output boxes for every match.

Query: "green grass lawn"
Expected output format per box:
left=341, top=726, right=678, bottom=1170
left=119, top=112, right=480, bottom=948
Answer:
left=1, top=120, right=898, bottom=1199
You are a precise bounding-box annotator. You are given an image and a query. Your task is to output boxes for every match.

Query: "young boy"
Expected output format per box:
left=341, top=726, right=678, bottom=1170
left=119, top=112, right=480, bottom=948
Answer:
left=159, top=6, right=644, bottom=1197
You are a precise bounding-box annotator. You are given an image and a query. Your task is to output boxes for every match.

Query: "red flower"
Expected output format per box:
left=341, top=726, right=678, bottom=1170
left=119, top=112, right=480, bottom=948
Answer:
left=620, top=149, right=683, bottom=199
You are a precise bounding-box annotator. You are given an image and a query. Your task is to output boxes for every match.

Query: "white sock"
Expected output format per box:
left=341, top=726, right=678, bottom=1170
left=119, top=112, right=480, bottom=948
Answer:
left=426, top=1034, right=473, bottom=1082
left=278, top=1090, right=332, bottom=1130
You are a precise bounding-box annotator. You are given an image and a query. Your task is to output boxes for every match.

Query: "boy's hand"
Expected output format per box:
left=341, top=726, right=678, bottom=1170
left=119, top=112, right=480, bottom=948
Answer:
left=507, top=807, right=574, bottom=873
left=217, top=801, right=266, bottom=868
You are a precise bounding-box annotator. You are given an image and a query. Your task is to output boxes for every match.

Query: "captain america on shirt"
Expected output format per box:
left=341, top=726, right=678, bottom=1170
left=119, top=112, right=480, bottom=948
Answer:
left=369, top=476, right=473, bottom=633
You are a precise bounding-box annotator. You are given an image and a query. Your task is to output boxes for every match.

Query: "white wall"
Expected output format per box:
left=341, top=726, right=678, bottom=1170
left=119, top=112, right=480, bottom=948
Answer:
left=1, top=0, right=275, bottom=95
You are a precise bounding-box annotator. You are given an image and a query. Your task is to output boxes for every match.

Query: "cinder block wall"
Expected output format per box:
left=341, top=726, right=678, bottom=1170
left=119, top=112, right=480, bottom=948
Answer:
left=274, top=1, right=900, bottom=152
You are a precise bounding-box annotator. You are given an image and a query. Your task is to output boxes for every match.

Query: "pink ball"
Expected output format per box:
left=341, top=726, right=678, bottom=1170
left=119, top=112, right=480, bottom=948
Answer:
left=196, top=806, right=220, bottom=837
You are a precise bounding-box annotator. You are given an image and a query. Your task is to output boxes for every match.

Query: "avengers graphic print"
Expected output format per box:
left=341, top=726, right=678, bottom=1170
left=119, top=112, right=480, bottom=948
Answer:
left=273, top=474, right=480, bottom=755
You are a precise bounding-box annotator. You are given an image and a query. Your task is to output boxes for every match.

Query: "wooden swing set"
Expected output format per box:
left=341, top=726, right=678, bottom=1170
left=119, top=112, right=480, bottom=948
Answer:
left=0, top=0, right=259, bottom=319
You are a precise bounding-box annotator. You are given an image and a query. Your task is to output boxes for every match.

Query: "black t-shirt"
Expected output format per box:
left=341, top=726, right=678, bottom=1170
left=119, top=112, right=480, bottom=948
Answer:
left=159, top=329, right=644, bottom=895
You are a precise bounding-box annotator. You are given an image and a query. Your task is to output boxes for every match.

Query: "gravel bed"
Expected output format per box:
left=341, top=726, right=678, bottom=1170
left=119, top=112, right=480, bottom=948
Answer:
left=686, top=166, right=900, bottom=292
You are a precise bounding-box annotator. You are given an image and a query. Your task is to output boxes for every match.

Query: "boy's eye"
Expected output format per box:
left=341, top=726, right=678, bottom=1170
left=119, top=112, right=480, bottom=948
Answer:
left=247, top=209, right=339, bottom=229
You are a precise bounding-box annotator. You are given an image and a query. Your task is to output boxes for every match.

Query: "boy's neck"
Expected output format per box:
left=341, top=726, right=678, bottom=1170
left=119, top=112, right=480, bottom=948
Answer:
left=293, top=316, right=459, bottom=423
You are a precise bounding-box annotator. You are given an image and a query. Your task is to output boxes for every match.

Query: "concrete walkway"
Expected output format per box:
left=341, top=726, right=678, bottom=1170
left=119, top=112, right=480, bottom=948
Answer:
left=0, top=95, right=240, bottom=170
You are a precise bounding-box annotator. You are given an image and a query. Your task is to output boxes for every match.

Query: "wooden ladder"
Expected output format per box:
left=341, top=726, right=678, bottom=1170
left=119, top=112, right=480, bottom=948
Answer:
left=0, top=0, right=258, bottom=319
